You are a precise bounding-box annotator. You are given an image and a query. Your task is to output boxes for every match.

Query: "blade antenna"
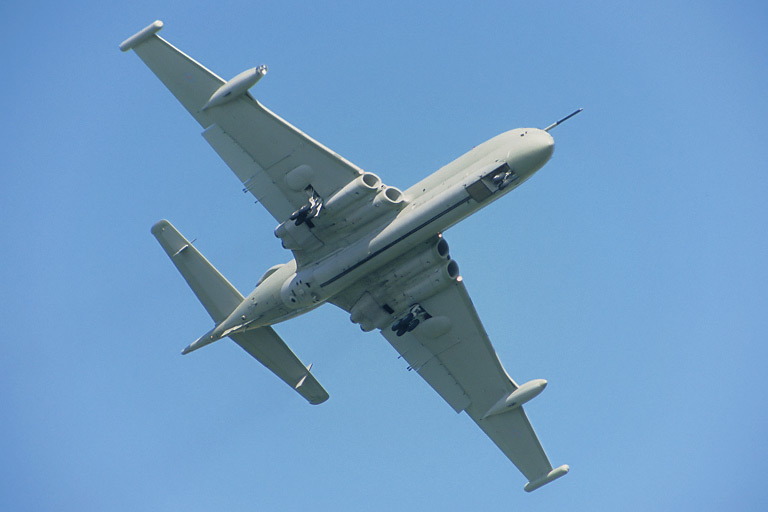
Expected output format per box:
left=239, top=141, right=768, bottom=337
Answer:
left=544, top=108, right=583, bottom=132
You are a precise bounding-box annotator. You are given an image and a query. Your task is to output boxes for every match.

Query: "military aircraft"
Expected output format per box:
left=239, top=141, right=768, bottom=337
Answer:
left=122, top=20, right=576, bottom=492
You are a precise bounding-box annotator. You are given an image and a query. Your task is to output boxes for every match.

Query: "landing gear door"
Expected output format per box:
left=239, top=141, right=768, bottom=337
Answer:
left=465, top=162, right=517, bottom=202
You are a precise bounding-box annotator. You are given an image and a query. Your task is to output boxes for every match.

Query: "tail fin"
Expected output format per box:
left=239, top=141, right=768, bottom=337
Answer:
left=151, top=220, right=243, bottom=323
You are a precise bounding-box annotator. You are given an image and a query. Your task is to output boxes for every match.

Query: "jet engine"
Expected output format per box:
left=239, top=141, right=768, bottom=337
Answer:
left=323, top=172, right=381, bottom=213
left=337, top=186, right=406, bottom=230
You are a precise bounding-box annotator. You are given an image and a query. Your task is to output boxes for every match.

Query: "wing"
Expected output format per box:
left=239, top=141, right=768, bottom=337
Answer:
left=122, top=22, right=401, bottom=264
left=330, top=235, right=568, bottom=491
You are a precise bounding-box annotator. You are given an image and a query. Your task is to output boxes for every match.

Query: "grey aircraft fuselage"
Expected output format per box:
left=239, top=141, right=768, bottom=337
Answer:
left=192, top=127, right=555, bottom=350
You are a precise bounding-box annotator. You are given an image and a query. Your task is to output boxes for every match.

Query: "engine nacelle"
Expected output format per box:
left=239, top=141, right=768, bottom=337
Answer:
left=339, top=186, right=406, bottom=229
left=323, top=173, right=381, bottom=213
left=349, top=292, right=391, bottom=332
left=386, top=236, right=450, bottom=281
left=388, top=259, right=460, bottom=309
left=274, top=215, right=322, bottom=250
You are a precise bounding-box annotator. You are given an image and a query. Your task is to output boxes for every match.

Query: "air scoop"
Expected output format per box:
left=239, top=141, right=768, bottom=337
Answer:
left=202, top=65, right=268, bottom=110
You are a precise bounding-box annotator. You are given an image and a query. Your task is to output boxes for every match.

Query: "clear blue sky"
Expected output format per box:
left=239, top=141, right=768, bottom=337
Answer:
left=3, top=1, right=767, bottom=510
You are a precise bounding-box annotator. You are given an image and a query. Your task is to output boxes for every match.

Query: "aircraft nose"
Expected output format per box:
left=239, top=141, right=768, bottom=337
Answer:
left=515, top=129, right=554, bottom=175
left=529, top=129, right=555, bottom=167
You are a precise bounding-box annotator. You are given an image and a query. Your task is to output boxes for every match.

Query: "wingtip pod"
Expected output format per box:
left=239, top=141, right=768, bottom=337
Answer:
left=524, top=464, right=570, bottom=492
left=120, top=20, right=164, bottom=52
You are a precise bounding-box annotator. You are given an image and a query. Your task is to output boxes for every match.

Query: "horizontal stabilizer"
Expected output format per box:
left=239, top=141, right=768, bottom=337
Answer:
left=152, top=220, right=243, bottom=323
left=230, top=328, right=329, bottom=405
left=181, top=325, right=219, bottom=355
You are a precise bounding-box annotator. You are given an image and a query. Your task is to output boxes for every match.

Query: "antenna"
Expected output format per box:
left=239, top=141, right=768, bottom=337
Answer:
left=544, top=108, right=583, bottom=132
